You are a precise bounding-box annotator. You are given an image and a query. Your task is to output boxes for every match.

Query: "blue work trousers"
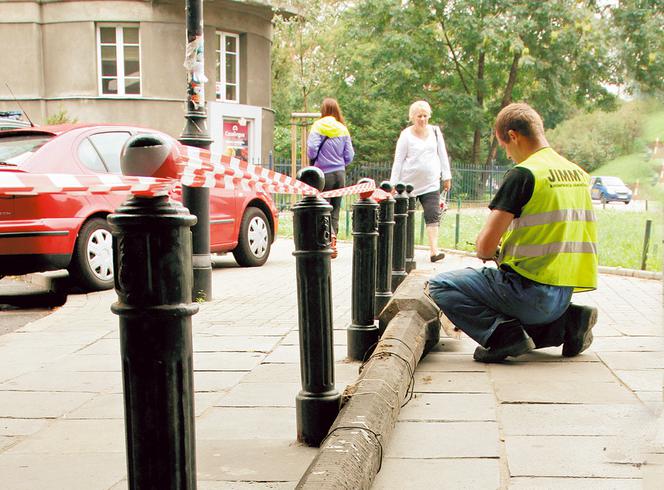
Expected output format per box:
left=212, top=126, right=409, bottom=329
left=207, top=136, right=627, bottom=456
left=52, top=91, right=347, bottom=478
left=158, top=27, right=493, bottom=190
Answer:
left=428, top=267, right=573, bottom=347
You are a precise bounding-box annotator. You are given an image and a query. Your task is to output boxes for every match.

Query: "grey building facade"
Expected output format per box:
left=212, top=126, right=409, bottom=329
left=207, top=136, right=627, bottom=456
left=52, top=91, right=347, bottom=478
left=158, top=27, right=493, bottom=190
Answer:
left=0, top=0, right=276, bottom=163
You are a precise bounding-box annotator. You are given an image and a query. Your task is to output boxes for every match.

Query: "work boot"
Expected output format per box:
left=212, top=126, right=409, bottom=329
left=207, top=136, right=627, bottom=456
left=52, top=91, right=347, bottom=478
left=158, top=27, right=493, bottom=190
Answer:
left=330, top=233, right=338, bottom=259
left=562, top=304, right=598, bottom=357
left=473, top=326, right=535, bottom=363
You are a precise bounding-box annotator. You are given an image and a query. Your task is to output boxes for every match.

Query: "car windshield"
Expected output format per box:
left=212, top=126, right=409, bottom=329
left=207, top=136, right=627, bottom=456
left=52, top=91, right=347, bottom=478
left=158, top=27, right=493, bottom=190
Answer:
left=0, top=135, right=54, bottom=166
left=602, top=176, right=625, bottom=186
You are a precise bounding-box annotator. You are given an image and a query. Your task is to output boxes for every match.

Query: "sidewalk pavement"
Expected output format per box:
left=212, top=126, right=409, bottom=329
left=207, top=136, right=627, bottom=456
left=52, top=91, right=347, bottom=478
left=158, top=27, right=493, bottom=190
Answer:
left=0, top=239, right=662, bottom=489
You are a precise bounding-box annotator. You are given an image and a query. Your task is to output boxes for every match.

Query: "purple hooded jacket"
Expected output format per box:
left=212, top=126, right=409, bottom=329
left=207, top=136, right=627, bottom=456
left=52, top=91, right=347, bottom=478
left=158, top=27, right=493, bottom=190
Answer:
left=306, top=116, right=355, bottom=173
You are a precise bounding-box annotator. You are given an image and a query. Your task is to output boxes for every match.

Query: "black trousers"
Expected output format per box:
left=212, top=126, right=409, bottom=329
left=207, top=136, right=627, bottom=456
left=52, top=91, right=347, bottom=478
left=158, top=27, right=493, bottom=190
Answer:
left=323, top=170, right=345, bottom=234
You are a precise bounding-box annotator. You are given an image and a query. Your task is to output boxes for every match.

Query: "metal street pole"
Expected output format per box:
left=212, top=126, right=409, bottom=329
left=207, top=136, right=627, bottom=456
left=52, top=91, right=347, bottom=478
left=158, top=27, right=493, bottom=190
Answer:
left=180, top=0, right=213, bottom=301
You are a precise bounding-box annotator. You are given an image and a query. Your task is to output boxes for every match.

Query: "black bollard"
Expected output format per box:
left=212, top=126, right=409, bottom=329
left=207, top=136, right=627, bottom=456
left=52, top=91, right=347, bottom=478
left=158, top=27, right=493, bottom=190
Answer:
left=391, top=182, right=408, bottom=292
left=375, top=181, right=395, bottom=319
left=110, top=135, right=199, bottom=489
left=405, top=183, right=417, bottom=273
left=292, top=166, right=341, bottom=447
left=347, top=179, right=379, bottom=361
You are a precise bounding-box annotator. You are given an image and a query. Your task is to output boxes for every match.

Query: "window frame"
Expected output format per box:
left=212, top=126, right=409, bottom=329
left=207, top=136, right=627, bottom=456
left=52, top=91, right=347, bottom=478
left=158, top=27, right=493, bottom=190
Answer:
left=96, top=24, right=142, bottom=97
left=216, top=31, right=240, bottom=103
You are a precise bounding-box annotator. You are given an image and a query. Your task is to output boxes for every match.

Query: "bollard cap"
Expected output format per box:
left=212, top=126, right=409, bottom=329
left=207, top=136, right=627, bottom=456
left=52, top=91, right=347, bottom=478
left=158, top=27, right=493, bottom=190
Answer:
left=395, top=182, right=406, bottom=194
left=379, top=181, right=393, bottom=193
left=406, top=183, right=414, bottom=194
left=297, top=166, right=325, bottom=192
left=358, top=177, right=375, bottom=199
left=121, top=133, right=181, bottom=179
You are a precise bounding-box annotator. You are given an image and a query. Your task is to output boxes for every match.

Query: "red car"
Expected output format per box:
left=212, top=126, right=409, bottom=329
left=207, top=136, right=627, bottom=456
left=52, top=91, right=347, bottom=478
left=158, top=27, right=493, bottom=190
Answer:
left=0, top=124, right=278, bottom=290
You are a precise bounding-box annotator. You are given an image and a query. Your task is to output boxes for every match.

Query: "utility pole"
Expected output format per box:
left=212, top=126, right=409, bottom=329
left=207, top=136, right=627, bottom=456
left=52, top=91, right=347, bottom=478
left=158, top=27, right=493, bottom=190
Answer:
left=180, top=0, right=213, bottom=301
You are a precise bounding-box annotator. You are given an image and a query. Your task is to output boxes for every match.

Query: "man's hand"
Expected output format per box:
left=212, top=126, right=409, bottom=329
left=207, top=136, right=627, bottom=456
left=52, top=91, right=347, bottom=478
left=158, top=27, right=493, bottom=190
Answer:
left=442, top=179, right=451, bottom=192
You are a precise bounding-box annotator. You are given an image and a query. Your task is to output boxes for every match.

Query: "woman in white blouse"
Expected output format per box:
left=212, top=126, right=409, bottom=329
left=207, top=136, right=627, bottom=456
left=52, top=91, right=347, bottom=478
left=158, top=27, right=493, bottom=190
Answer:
left=390, top=100, right=452, bottom=262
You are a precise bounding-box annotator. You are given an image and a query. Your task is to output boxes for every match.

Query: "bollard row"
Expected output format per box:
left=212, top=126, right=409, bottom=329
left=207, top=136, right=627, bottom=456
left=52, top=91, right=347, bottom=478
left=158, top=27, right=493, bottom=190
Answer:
left=292, top=174, right=418, bottom=446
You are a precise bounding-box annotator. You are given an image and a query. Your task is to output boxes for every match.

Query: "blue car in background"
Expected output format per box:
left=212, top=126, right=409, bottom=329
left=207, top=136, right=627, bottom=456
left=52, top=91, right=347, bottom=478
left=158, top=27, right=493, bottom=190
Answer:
left=590, top=176, right=632, bottom=204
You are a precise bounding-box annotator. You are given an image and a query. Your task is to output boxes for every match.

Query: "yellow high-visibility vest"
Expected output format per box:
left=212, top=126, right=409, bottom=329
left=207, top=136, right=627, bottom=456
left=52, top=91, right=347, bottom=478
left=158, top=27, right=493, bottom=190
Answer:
left=499, top=148, right=598, bottom=291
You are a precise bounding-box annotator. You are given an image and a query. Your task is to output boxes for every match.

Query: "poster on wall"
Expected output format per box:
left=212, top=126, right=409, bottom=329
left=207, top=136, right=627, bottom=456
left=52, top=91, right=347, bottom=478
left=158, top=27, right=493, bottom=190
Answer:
left=222, top=119, right=249, bottom=161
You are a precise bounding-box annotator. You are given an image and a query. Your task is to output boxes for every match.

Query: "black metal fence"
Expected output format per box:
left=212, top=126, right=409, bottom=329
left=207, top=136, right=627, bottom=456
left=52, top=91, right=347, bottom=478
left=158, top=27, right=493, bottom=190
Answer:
left=267, top=159, right=511, bottom=210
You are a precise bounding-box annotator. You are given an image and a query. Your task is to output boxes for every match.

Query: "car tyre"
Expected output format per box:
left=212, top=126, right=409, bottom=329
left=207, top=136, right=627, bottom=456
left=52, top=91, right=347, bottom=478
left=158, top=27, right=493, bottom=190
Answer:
left=232, top=207, right=271, bottom=267
left=68, top=217, right=114, bottom=291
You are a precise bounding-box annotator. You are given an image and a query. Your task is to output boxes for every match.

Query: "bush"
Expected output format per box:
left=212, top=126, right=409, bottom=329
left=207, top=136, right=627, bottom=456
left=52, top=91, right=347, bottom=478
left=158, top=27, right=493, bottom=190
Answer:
left=546, top=102, right=643, bottom=172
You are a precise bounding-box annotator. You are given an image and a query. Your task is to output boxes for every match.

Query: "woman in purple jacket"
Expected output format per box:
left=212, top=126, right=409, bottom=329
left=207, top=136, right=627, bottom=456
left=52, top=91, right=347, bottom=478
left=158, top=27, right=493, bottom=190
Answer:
left=307, top=98, right=355, bottom=258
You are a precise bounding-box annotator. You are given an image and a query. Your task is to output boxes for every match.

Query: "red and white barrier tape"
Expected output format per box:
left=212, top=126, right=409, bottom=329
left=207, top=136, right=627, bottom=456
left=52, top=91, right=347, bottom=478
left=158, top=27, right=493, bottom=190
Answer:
left=0, top=146, right=390, bottom=202
left=0, top=172, right=171, bottom=197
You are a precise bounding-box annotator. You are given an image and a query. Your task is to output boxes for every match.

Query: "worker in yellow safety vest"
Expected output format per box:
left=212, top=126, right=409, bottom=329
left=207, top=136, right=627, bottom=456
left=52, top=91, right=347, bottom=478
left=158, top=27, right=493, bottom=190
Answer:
left=427, top=102, right=598, bottom=363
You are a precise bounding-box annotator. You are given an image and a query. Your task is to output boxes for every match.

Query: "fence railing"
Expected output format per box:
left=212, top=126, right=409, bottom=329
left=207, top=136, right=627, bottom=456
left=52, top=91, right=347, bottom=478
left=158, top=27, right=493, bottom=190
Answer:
left=267, top=159, right=511, bottom=210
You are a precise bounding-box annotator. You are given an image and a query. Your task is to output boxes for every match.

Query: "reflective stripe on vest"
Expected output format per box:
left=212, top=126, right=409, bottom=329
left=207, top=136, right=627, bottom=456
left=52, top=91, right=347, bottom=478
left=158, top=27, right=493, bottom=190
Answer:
left=509, top=209, right=595, bottom=230
left=502, top=240, right=597, bottom=258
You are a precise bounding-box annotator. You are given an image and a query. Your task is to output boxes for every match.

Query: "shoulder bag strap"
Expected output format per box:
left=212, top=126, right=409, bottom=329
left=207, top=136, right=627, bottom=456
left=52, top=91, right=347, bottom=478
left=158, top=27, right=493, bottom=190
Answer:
left=310, top=136, right=329, bottom=165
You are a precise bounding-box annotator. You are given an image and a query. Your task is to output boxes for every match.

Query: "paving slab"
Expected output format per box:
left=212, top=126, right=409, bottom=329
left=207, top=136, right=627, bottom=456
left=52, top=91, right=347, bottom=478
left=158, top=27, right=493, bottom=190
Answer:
left=372, top=458, right=501, bottom=489
left=0, top=418, right=50, bottom=436
left=398, top=393, right=496, bottom=422
left=413, top=370, right=493, bottom=393
left=212, top=382, right=301, bottom=408
left=194, top=352, right=266, bottom=371
left=614, top=369, right=663, bottom=392
left=0, top=369, right=122, bottom=393
left=262, top=344, right=348, bottom=364
left=194, top=335, right=282, bottom=353
left=506, top=435, right=647, bottom=478
left=0, top=452, right=125, bottom=490
left=241, top=361, right=360, bottom=385
left=0, top=391, right=95, bottom=418
left=598, top=351, right=664, bottom=370
left=4, top=418, right=125, bottom=454
left=195, top=439, right=317, bottom=482
left=499, top=403, right=655, bottom=436
left=385, top=421, right=500, bottom=458
left=196, top=407, right=295, bottom=440
left=509, top=477, right=642, bottom=489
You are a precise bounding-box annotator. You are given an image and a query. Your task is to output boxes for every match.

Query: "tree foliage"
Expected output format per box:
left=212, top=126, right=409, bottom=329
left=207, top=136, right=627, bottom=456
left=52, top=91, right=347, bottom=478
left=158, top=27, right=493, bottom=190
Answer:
left=271, top=0, right=660, bottom=170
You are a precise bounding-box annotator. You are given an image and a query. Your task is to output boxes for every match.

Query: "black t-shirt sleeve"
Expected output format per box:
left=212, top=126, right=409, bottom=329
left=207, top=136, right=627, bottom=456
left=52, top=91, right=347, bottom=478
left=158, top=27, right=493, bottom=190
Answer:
left=489, top=167, right=535, bottom=217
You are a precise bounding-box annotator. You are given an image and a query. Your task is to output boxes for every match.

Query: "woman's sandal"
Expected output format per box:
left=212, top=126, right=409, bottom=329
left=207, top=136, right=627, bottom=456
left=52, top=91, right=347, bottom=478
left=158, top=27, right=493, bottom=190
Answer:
left=430, top=252, right=445, bottom=263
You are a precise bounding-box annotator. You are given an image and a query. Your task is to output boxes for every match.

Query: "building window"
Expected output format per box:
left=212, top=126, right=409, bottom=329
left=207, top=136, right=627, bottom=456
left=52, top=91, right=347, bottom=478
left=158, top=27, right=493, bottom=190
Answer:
left=97, top=25, right=141, bottom=96
left=216, top=32, right=240, bottom=102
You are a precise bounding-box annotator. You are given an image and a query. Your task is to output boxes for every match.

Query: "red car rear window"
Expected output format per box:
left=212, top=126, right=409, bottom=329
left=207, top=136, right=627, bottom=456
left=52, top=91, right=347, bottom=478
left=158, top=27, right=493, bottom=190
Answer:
left=0, top=135, right=54, bottom=167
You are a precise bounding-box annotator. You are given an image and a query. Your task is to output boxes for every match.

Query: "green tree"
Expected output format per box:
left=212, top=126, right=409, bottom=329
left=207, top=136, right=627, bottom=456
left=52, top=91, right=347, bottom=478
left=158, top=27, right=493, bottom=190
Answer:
left=611, top=0, right=664, bottom=96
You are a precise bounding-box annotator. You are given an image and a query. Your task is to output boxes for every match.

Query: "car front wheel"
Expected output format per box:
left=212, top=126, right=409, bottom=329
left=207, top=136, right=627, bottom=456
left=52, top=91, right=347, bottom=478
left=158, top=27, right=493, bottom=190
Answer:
left=232, top=207, right=271, bottom=267
left=68, top=217, right=114, bottom=291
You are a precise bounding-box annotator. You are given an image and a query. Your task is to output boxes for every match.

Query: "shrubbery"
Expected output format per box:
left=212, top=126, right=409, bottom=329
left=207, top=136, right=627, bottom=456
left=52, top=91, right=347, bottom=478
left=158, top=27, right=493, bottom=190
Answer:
left=546, top=102, right=644, bottom=172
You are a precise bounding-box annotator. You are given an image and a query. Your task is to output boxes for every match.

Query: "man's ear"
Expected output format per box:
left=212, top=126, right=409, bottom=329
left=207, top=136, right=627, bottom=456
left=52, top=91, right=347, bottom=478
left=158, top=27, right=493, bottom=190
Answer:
left=507, top=129, right=519, bottom=142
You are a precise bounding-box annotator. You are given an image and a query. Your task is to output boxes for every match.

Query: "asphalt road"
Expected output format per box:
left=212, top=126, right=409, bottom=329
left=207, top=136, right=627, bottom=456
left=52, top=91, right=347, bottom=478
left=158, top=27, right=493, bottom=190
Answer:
left=0, top=276, right=67, bottom=336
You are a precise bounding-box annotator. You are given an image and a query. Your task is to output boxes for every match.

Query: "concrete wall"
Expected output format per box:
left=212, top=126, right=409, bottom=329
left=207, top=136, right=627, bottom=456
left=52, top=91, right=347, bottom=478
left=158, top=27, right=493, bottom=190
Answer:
left=0, top=0, right=275, bottom=162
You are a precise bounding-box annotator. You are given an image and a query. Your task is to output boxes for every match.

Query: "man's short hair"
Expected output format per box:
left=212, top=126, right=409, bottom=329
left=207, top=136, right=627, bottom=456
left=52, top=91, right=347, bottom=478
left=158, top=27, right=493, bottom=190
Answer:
left=495, top=102, right=545, bottom=142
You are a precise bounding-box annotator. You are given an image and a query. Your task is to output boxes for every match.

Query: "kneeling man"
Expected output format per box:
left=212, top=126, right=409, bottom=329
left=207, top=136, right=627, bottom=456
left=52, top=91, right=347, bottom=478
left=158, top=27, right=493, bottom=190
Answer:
left=428, top=102, right=598, bottom=362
